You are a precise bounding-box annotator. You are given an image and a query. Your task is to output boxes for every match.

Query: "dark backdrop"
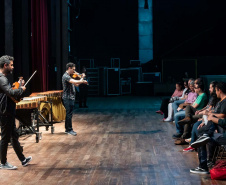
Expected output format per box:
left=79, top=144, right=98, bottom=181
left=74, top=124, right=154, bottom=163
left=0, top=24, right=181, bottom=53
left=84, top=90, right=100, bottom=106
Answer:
left=0, top=1, right=4, bottom=56
left=71, top=0, right=139, bottom=68
left=153, top=0, right=226, bottom=59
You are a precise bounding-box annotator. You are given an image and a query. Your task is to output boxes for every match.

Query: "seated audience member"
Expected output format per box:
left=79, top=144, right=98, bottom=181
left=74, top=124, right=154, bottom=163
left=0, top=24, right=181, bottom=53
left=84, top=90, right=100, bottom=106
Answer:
left=179, top=81, right=219, bottom=125
left=182, top=81, right=219, bottom=151
left=156, top=82, right=183, bottom=120
left=172, top=78, right=194, bottom=116
left=164, top=80, right=189, bottom=122
left=172, top=81, right=197, bottom=138
left=189, top=82, right=226, bottom=174
left=174, top=82, right=208, bottom=144
left=190, top=115, right=226, bottom=174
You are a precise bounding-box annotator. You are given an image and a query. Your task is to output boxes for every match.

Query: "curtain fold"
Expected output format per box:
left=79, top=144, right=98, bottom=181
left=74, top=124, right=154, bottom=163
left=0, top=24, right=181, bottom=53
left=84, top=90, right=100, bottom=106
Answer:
left=31, top=0, right=49, bottom=92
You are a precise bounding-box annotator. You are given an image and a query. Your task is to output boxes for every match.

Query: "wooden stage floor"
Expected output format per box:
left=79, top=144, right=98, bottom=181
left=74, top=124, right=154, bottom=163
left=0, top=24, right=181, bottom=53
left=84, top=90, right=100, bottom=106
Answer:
left=1, top=96, right=225, bottom=185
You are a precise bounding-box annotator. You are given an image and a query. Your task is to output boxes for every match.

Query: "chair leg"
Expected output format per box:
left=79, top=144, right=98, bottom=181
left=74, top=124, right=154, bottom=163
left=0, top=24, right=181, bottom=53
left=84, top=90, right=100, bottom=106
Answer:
left=220, top=146, right=226, bottom=160
left=212, top=146, right=219, bottom=164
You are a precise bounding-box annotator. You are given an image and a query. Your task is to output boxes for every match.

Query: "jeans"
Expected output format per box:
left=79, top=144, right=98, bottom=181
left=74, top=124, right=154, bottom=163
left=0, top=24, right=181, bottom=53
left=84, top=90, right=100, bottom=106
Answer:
left=174, top=110, right=185, bottom=134
left=197, top=121, right=216, bottom=137
left=191, top=121, right=202, bottom=144
left=0, top=115, right=25, bottom=164
left=63, top=98, right=75, bottom=132
left=172, top=99, right=185, bottom=116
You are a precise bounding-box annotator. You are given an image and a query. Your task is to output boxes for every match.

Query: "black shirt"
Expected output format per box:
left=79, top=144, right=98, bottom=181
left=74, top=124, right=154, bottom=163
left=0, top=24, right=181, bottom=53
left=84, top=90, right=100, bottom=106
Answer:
left=62, top=72, right=76, bottom=100
left=214, top=98, right=226, bottom=114
left=0, top=73, right=23, bottom=115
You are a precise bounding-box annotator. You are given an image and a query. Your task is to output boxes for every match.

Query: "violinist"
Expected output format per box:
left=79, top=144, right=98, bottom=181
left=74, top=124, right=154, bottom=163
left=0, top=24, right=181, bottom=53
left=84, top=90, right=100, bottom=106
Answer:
left=62, top=63, right=88, bottom=136
left=0, top=55, right=32, bottom=170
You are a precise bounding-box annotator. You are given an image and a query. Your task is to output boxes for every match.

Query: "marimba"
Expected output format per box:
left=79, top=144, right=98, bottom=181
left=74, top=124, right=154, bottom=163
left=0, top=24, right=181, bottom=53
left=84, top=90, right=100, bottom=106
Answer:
left=16, top=96, right=47, bottom=109
left=16, top=95, right=54, bottom=143
left=30, top=90, right=66, bottom=122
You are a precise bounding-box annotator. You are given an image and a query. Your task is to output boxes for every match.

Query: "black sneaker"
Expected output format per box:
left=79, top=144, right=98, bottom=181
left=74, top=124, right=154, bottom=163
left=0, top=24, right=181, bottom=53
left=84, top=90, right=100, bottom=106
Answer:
left=172, top=133, right=182, bottom=139
left=190, top=167, right=209, bottom=174
left=22, top=156, right=32, bottom=166
left=191, top=135, right=210, bottom=148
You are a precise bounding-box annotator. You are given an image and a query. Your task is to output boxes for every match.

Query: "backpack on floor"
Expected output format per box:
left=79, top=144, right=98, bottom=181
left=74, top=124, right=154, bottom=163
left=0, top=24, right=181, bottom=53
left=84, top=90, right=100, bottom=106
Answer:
left=210, top=160, right=226, bottom=180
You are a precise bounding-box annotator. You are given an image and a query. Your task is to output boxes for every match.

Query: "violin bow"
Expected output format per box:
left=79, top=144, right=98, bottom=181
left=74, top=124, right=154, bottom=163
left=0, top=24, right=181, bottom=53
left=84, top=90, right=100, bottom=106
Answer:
left=24, top=70, right=37, bottom=87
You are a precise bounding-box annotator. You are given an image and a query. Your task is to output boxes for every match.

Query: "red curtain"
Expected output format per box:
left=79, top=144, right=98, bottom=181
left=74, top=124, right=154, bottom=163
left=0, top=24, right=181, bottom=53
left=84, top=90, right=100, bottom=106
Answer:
left=31, top=0, right=49, bottom=92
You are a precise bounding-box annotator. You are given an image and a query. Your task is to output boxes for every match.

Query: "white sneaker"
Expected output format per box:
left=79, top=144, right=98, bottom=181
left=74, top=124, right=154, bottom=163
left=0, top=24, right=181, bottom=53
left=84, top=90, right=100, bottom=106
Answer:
left=0, top=162, right=17, bottom=170
left=68, top=130, right=77, bottom=136
left=164, top=118, right=173, bottom=122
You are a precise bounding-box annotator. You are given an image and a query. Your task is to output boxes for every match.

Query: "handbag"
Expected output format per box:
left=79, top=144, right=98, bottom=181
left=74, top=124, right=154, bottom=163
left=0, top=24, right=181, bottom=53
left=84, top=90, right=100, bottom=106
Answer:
left=210, top=160, right=226, bottom=180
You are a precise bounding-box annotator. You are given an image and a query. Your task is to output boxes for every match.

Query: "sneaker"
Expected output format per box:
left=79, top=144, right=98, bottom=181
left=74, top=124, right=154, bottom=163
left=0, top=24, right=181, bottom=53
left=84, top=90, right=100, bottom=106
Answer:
left=65, top=130, right=69, bottom=134
left=185, top=138, right=191, bottom=143
left=190, top=167, right=209, bottom=174
left=68, top=130, right=77, bottom=136
left=191, top=135, right=210, bottom=148
left=183, top=146, right=195, bottom=152
left=0, top=162, right=17, bottom=170
left=172, top=133, right=182, bottom=139
left=22, top=156, right=32, bottom=166
left=164, top=118, right=173, bottom=122
left=156, top=110, right=163, bottom=115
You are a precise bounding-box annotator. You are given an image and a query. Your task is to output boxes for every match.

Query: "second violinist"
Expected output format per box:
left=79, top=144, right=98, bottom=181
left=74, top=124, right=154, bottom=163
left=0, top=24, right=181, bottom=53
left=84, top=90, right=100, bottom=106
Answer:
left=62, top=63, right=88, bottom=136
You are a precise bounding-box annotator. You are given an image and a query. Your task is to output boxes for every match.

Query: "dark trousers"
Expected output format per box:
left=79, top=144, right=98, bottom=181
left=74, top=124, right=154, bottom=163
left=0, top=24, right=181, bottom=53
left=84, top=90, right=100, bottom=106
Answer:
left=198, top=134, right=226, bottom=170
left=63, top=98, right=75, bottom=132
left=197, top=121, right=216, bottom=137
left=0, top=115, right=25, bottom=164
left=182, top=105, right=201, bottom=138
left=160, top=97, right=170, bottom=118
left=196, top=122, right=225, bottom=169
left=185, top=105, right=197, bottom=119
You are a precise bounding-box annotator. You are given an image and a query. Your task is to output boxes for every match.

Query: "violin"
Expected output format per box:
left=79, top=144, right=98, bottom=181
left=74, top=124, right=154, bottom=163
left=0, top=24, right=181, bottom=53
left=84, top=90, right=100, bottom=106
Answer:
left=12, top=82, right=20, bottom=90
left=71, top=72, right=86, bottom=79
left=11, top=79, right=23, bottom=103
left=10, top=71, right=37, bottom=103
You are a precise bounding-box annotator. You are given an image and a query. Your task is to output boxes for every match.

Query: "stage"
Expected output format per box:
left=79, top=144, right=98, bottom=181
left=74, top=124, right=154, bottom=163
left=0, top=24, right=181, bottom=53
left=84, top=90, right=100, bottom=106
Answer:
left=1, top=96, right=222, bottom=185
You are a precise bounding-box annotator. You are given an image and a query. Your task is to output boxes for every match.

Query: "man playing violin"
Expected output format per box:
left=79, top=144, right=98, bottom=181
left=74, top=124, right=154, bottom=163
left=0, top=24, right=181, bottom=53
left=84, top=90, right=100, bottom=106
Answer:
left=0, top=55, right=32, bottom=170
left=62, top=63, right=88, bottom=136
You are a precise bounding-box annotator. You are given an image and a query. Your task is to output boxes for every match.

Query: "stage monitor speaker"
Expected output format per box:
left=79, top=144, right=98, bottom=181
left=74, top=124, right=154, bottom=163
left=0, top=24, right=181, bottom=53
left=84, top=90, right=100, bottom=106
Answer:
left=107, top=68, right=120, bottom=95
